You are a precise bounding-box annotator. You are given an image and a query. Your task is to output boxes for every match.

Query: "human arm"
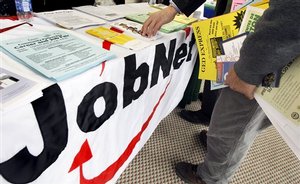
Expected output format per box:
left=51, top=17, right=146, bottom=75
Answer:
left=225, top=0, right=300, bottom=99
left=141, top=5, right=178, bottom=37
left=141, top=0, right=205, bottom=37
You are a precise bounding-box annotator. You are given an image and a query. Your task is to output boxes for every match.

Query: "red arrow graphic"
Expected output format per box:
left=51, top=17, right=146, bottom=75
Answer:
left=68, top=139, right=92, bottom=173
left=69, top=80, right=171, bottom=184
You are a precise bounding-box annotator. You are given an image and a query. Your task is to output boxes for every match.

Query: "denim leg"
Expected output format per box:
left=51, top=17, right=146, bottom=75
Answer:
left=197, top=88, right=271, bottom=184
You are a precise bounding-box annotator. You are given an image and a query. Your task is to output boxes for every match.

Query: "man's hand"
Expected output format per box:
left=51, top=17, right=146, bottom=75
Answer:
left=141, top=6, right=177, bottom=37
left=225, top=68, right=257, bottom=100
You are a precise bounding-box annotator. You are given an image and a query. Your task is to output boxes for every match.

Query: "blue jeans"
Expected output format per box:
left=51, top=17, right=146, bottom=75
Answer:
left=198, top=88, right=271, bottom=184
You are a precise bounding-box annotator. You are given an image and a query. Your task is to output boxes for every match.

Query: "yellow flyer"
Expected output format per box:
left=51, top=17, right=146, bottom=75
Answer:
left=86, top=26, right=134, bottom=45
left=86, top=26, right=151, bottom=50
left=192, top=8, right=246, bottom=80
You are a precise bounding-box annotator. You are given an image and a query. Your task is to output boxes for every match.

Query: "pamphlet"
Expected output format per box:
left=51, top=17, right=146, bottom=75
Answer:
left=210, top=55, right=239, bottom=90
left=0, top=30, right=116, bottom=81
left=73, top=5, right=124, bottom=21
left=220, top=32, right=280, bottom=87
left=125, top=13, right=187, bottom=33
left=256, top=56, right=300, bottom=125
left=110, top=19, right=162, bottom=41
left=238, top=5, right=265, bottom=34
left=34, top=10, right=106, bottom=29
left=86, top=26, right=151, bottom=50
left=192, top=7, right=246, bottom=80
left=216, top=55, right=237, bottom=83
left=221, top=32, right=248, bottom=58
left=255, top=92, right=300, bottom=160
left=254, top=56, right=300, bottom=159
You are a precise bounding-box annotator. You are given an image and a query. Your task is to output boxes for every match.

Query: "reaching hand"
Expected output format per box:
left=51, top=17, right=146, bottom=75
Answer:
left=224, top=68, right=257, bottom=100
left=141, top=6, right=177, bottom=37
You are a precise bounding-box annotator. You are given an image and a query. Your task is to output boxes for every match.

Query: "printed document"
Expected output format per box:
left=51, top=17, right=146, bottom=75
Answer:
left=73, top=5, right=124, bottom=21
left=34, top=10, right=106, bottom=29
left=1, top=30, right=116, bottom=81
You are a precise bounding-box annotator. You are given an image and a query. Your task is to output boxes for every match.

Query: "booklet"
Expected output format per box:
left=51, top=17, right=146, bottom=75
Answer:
left=86, top=26, right=151, bottom=50
left=192, top=7, right=246, bottom=80
left=110, top=19, right=163, bottom=41
left=216, top=55, right=237, bottom=83
left=221, top=32, right=248, bottom=57
left=73, top=5, right=124, bottom=21
left=125, top=13, right=187, bottom=33
left=0, top=30, right=116, bottom=81
left=34, top=9, right=106, bottom=29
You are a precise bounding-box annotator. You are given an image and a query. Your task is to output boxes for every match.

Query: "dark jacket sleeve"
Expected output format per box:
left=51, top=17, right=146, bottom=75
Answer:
left=234, top=0, right=300, bottom=85
left=172, top=0, right=206, bottom=16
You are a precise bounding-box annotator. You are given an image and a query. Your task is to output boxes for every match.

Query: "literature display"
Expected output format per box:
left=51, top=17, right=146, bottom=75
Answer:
left=1, top=30, right=115, bottom=81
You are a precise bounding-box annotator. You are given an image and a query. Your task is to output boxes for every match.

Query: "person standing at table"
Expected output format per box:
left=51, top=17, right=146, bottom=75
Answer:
left=142, top=0, right=300, bottom=183
left=142, top=0, right=231, bottom=147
